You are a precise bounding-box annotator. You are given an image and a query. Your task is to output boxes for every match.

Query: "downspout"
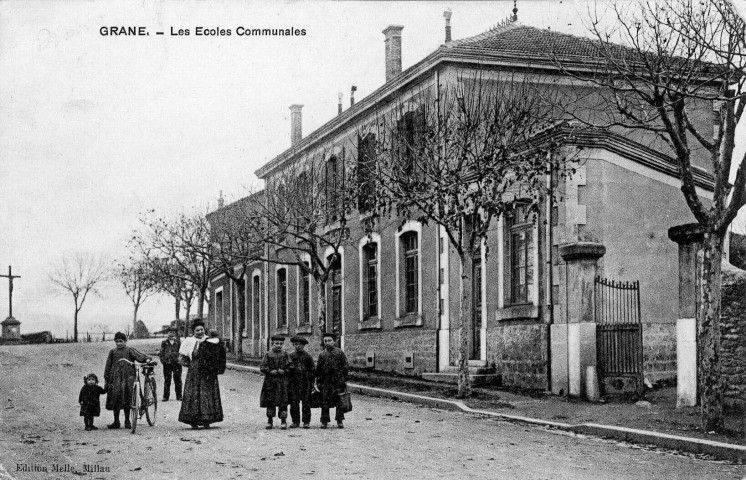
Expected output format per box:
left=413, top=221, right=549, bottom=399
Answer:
left=546, top=152, right=554, bottom=390
left=435, top=68, right=442, bottom=372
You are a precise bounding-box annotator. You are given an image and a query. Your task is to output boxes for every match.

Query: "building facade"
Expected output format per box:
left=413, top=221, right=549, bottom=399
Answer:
left=208, top=18, right=715, bottom=392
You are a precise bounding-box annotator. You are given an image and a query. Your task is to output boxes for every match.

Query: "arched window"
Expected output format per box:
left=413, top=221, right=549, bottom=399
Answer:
left=276, top=268, right=288, bottom=327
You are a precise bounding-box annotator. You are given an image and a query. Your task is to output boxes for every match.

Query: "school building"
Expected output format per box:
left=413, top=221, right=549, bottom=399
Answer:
left=207, top=13, right=717, bottom=395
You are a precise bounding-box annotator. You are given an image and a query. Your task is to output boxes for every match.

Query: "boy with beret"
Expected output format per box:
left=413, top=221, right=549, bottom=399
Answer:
left=288, top=336, right=315, bottom=429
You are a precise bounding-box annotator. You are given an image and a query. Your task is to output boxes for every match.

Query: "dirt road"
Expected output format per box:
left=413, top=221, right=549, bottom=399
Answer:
left=0, top=340, right=744, bottom=479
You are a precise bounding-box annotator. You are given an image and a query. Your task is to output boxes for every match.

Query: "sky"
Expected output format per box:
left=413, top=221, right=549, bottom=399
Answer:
left=1, top=0, right=744, bottom=338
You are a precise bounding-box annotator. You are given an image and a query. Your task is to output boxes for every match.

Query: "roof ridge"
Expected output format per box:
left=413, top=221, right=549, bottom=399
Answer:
left=447, top=18, right=521, bottom=48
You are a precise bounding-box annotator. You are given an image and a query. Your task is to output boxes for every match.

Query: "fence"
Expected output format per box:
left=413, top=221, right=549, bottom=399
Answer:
left=594, top=277, right=641, bottom=325
left=594, top=276, right=644, bottom=394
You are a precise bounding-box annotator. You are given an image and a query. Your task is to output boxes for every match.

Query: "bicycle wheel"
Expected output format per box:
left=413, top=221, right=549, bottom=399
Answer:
left=144, top=377, right=157, bottom=426
left=130, top=382, right=140, bottom=434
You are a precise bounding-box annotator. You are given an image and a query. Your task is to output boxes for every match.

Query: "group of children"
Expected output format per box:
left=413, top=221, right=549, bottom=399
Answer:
left=260, top=334, right=317, bottom=430
left=260, top=332, right=349, bottom=430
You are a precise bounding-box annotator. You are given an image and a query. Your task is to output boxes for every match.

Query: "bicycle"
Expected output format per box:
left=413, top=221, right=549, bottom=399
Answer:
left=118, top=358, right=158, bottom=434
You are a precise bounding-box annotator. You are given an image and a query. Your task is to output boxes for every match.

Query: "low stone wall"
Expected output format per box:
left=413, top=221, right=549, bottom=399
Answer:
left=642, top=322, right=676, bottom=383
left=486, top=323, right=548, bottom=390
left=720, top=264, right=746, bottom=411
left=344, top=329, right=438, bottom=376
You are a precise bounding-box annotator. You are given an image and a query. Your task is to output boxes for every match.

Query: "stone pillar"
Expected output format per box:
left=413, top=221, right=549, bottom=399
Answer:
left=551, top=242, right=605, bottom=397
left=668, top=223, right=702, bottom=408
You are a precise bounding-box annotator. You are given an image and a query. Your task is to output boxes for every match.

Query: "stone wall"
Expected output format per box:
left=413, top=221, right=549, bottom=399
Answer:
left=345, top=329, right=438, bottom=376
left=720, top=263, right=746, bottom=410
left=486, top=323, right=548, bottom=390
left=642, top=322, right=676, bottom=382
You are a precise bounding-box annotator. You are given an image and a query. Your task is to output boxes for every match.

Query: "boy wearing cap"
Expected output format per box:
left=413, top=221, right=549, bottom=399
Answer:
left=259, top=335, right=292, bottom=429
left=315, top=332, right=349, bottom=429
left=288, top=336, right=315, bottom=429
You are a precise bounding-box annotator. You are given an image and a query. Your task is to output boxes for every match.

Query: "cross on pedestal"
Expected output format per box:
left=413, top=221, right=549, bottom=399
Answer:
left=0, top=266, right=21, bottom=318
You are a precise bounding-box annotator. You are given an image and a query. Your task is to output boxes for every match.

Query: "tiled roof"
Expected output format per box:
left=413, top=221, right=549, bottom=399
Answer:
left=446, top=23, right=619, bottom=61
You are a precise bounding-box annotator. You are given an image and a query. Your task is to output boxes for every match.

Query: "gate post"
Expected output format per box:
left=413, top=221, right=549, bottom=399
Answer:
left=552, top=242, right=605, bottom=398
left=668, top=223, right=702, bottom=408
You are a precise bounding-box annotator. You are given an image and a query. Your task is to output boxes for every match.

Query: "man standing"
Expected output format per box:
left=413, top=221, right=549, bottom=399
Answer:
left=159, top=328, right=182, bottom=401
left=315, top=332, right=349, bottom=429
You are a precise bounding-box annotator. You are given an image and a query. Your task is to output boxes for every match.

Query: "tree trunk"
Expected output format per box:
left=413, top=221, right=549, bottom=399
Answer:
left=197, top=288, right=206, bottom=320
left=185, top=300, right=192, bottom=335
left=699, top=230, right=725, bottom=432
left=456, top=251, right=473, bottom=398
left=316, top=278, right=327, bottom=342
left=73, top=307, right=79, bottom=343
left=174, top=295, right=182, bottom=337
left=133, top=304, right=139, bottom=337
left=234, top=278, right=246, bottom=358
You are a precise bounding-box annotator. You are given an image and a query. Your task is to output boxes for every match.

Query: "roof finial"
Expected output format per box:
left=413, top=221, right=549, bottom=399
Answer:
left=511, top=0, right=518, bottom=22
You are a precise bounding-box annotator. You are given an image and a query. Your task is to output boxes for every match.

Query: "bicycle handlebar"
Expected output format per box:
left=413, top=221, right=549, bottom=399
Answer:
left=117, top=358, right=158, bottom=366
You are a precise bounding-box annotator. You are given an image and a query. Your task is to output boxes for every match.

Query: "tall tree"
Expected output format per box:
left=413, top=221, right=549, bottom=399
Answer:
left=366, top=73, right=568, bottom=398
left=556, top=0, right=745, bottom=431
left=49, top=252, right=108, bottom=343
left=207, top=193, right=264, bottom=357
left=133, top=210, right=214, bottom=324
left=117, top=257, right=158, bottom=337
left=227, top=146, right=357, bottom=345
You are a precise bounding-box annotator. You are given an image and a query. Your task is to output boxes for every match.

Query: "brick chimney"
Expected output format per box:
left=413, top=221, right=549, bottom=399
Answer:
left=289, top=104, right=303, bottom=146
left=338, top=93, right=343, bottom=115
left=444, top=9, right=452, bottom=43
left=383, top=25, right=404, bottom=82
left=350, top=85, right=357, bottom=107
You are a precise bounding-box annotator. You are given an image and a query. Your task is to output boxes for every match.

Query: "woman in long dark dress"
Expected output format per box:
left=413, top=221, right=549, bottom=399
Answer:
left=103, top=332, right=150, bottom=429
left=178, top=323, right=226, bottom=428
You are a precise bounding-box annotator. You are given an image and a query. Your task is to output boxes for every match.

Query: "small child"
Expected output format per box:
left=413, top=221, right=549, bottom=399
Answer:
left=259, top=335, right=292, bottom=430
left=79, top=373, right=107, bottom=431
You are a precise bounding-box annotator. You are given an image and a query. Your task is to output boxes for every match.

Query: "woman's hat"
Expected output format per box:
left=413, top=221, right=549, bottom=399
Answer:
left=290, top=336, right=308, bottom=345
left=270, top=334, right=286, bottom=342
left=114, top=332, right=127, bottom=342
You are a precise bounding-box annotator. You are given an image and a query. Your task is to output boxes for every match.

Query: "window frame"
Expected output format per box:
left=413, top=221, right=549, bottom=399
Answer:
left=505, top=202, right=535, bottom=306
left=358, top=233, right=382, bottom=329
left=395, top=221, right=423, bottom=326
left=275, top=266, right=288, bottom=329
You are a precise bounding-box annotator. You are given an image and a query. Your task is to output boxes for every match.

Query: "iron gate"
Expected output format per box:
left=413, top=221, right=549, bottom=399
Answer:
left=594, top=276, right=644, bottom=395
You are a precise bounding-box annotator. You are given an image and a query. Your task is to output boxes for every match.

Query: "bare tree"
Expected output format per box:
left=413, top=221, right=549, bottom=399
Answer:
left=49, top=252, right=108, bottom=342
left=133, top=210, right=214, bottom=324
left=555, top=0, right=745, bottom=431
left=207, top=193, right=264, bottom=357
left=366, top=72, right=569, bottom=397
left=117, top=256, right=158, bottom=336
left=224, top=146, right=357, bottom=345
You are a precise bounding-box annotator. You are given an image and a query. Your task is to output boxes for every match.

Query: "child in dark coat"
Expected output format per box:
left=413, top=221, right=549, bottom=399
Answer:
left=79, top=373, right=107, bottom=431
left=288, top=335, right=315, bottom=429
left=259, top=335, right=291, bottom=430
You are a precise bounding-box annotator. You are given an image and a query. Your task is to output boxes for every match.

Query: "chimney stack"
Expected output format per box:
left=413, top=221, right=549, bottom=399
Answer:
left=218, top=190, right=224, bottom=208
left=350, top=85, right=357, bottom=107
left=338, top=93, right=343, bottom=115
left=444, top=9, right=452, bottom=43
left=289, top=104, right=303, bottom=146
left=383, top=25, right=404, bottom=82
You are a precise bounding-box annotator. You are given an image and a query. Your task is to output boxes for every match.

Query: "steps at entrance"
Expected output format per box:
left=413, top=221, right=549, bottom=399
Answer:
left=422, top=364, right=499, bottom=386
